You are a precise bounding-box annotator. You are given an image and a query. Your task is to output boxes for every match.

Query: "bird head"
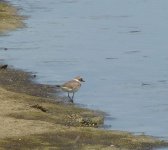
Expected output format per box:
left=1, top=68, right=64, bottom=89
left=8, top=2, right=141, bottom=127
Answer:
left=74, top=76, right=85, bottom=82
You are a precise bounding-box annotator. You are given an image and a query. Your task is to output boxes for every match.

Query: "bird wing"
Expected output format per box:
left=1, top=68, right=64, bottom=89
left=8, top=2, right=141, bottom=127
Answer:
left=62, top=80, right=81, bottom=90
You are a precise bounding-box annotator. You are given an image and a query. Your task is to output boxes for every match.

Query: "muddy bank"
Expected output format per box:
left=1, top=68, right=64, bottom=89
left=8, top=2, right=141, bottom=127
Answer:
left=0, top=1, right=168, bottom=150
left=0, top=66, right=167, bottom=150
left=0, top=1, right=24, bottom=33
left=0, top=67, right=60, bottom=99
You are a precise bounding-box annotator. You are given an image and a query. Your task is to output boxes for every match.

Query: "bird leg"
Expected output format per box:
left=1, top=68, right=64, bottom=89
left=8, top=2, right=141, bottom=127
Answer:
left=68, top=92, right=70, bottom=98
left=72, top=92, right=75, bottom=101
left=68, top=92, right=73, bottom=103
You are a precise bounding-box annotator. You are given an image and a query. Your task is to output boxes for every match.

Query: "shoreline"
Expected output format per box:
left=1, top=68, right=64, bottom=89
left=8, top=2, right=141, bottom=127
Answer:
left=0, top=66, right=167, bottom=150
left=0, top=1, right=168, bottom=150
left=0, top=1, right=24, bottom=33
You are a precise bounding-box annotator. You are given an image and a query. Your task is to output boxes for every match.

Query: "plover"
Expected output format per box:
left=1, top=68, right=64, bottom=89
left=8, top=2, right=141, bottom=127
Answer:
left=57, top=76, right=85, bottom=102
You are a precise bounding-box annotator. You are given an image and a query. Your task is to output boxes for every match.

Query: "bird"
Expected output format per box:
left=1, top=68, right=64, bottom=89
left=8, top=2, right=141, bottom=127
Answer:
left=57, top=76, right=85, bottom=102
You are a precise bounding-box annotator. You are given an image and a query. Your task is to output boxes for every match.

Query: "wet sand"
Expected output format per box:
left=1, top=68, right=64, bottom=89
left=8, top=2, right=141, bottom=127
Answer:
left=0, top=1, right=168, bottom=150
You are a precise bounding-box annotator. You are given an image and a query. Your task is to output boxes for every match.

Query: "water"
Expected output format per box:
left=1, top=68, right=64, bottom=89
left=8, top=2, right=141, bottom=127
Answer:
left=0, top=0, right=168, bottom=141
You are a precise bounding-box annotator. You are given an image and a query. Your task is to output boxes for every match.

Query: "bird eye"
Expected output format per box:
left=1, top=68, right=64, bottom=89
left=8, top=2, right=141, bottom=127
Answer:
left=80, top=78, right=85, bottom=82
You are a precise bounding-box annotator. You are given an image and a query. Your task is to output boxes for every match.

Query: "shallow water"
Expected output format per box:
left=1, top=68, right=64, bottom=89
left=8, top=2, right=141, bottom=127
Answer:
left=1, top=0, right=168, bottom=140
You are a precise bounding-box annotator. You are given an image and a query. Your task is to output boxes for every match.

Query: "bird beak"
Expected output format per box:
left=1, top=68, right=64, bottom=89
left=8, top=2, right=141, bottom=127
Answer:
left=81, top=79, right=85, bottom=82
